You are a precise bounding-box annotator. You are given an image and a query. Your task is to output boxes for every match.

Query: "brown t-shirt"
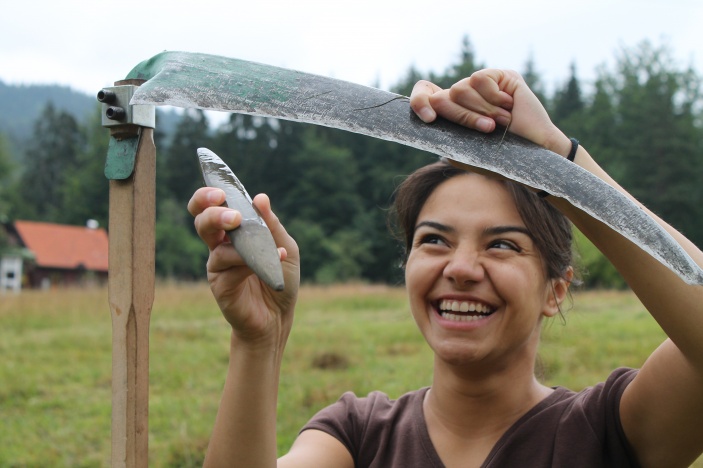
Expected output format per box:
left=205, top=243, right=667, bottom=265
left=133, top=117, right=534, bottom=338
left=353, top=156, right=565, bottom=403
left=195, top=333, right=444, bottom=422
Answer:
left=301, top=368, right=639, bottom=467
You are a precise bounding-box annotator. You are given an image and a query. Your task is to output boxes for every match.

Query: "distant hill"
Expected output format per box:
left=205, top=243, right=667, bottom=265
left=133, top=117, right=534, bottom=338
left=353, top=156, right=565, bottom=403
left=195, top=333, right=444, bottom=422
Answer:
left=0, top=81, right=181, bottom=160
left=0, top=81, right=96, bottom=152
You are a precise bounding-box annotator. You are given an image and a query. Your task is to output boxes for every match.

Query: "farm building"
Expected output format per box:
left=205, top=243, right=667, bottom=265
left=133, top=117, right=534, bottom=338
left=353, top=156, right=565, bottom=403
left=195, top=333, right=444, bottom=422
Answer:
left=0, top=220, right=109, bottom=291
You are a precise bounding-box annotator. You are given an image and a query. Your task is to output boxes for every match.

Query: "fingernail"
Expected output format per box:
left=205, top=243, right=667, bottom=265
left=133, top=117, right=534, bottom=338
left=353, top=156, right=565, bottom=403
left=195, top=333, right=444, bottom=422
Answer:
left=207, top=190, right=224, bottom=204
left=495, top=115, right=511, bottom=127
left=221, top=211, right=237, bottom=227
left=476, top=117, right=493, bottom=132
left=418, top=107, right=436, bottom=123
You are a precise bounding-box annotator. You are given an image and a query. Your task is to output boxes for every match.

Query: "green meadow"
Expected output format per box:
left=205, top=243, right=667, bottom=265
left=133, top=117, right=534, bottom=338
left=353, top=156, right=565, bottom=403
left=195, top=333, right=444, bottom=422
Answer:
left=0, top=284, right=700, bottom=467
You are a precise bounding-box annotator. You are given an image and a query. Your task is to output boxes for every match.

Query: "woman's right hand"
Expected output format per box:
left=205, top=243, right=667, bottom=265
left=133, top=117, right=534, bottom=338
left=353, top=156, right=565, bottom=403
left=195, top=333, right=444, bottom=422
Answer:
left=188, top=187, right=300, bottom=348
left=410, top=69, right=572, bottom=157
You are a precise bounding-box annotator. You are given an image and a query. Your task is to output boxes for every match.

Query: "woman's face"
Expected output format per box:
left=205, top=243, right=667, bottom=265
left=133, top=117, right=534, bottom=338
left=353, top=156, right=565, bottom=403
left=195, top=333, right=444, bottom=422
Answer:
left=405, top=173, right=566, bottom=367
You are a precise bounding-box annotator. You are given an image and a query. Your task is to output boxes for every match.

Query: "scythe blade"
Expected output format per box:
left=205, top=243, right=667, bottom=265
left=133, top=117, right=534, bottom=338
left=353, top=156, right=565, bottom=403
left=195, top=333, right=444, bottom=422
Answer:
left=127, top=51, right=703, bottom=285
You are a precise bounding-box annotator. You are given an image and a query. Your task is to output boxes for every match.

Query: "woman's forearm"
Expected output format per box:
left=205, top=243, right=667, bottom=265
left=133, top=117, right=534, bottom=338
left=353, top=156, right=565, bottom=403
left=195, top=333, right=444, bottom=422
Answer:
left=203, top=332, right=287, bottom=468
left=551, top=145, right=703, bottom=364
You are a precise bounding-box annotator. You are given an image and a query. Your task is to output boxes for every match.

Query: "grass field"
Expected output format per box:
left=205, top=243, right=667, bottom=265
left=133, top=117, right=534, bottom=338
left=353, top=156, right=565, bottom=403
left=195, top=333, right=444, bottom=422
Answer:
left=0, top=283, right=700, bottom=467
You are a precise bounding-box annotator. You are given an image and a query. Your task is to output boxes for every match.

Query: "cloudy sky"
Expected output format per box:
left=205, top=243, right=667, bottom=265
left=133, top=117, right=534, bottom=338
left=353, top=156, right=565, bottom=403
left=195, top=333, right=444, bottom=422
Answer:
left=2, top=0, right=702, bottom=98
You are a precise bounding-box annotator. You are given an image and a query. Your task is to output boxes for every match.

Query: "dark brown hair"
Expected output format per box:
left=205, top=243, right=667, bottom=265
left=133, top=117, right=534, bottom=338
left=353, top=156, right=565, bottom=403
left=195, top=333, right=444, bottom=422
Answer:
left=390, top=160, right=574, bottom=281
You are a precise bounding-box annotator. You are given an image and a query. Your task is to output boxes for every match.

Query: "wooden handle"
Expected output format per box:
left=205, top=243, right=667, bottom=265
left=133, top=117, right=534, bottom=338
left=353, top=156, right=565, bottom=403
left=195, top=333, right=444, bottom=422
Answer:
left=108, top=127, right=155, bottom=467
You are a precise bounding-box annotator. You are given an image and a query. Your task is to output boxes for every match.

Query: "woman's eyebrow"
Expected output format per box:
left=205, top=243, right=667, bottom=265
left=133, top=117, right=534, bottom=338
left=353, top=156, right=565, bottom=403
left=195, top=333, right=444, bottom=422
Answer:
left=484, top=225, right=532, bottom=237
left=415, top=222, right=532, bottom=237
left=414, top=220, right=454, bottom=233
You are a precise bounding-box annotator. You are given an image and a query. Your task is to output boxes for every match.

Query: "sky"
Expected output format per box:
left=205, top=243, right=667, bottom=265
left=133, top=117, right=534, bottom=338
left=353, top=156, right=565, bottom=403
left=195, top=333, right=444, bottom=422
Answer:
left=2, top=0, right=703, bottom=102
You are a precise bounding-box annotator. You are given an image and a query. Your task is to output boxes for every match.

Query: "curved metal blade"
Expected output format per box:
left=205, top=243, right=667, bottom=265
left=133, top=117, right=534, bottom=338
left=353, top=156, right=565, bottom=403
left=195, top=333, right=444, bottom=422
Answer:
left=129, top=51, right=703, bottom=285
left=197, top=147, right=284, bottom=291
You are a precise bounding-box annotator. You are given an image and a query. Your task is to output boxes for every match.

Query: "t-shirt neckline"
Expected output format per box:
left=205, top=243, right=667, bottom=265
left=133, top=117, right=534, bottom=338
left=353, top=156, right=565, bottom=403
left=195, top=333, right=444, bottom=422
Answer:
left=414, top=386, right=572, bottom=467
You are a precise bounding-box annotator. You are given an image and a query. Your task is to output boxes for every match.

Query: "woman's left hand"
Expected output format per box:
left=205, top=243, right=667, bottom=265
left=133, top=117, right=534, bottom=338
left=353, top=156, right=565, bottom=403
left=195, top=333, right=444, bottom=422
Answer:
left=410, top=69, right=571, bottom=157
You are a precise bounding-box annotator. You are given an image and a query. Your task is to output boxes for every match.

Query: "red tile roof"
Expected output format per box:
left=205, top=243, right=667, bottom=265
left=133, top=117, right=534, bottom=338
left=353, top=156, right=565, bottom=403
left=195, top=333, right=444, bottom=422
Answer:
left=14, top=220, right=109, bottom=272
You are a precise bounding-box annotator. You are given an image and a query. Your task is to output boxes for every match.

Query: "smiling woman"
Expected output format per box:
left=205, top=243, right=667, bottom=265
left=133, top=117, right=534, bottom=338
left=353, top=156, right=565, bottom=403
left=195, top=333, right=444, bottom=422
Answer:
left=401, top=169, right=572, bottom=368
left=188, top=68, right=703, bottom=467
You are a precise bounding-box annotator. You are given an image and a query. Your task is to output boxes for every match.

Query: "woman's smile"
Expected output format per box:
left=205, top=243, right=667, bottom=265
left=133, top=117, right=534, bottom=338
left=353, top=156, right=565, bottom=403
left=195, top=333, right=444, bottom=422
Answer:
left=436, top=298, right=496, bottom=322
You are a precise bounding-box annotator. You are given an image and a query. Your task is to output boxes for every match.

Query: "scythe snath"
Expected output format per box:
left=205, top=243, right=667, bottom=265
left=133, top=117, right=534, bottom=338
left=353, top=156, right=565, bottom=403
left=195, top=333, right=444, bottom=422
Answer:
left=99, top=80, right=155, bottom=467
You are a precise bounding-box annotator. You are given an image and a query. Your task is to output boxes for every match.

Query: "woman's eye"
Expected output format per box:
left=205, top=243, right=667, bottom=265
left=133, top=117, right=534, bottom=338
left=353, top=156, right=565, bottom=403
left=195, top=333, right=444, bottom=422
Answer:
left=490, top=240, right=520, bottom=251
left=417, top=233, right=446, bottom=246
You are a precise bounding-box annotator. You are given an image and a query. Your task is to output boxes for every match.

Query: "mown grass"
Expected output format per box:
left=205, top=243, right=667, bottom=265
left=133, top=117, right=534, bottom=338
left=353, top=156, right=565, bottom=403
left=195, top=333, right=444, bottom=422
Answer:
left=0, top=284, right=700, bottom=466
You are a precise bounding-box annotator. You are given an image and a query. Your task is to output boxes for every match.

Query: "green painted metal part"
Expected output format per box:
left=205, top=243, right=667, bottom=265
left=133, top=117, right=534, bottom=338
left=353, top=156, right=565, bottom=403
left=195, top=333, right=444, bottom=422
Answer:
left=126, top=51, right=295, bottom=109
left=124, top=51, right=703, bottom=285
left=105, top=133, right=140, bottom=180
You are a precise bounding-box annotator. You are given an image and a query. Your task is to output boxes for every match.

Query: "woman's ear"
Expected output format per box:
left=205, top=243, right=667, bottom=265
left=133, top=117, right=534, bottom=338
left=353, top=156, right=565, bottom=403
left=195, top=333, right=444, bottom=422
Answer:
left=543, top=267, right=574, bottom=318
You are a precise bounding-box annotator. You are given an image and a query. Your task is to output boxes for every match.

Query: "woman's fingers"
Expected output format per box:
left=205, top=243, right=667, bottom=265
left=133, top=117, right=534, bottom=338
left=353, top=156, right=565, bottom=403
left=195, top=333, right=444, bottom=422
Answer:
left=429, top=88, right=500, bottom=133
left=410, top=74, right=514, bottom=132
left=194, top=206, right=242, bottom=250
left=443, top=72, right=514, bottom=130
left=459, top=70, right=516, bottom=110
left=410, top=80, right=443, bottom=123
left=189, top=187, right=244, bottom=251
left=188, top=188, right=297, bottom=271
left=188, top=187, right=224, bottom=216
left=252, top=193, right=300, bottom=260
left=207, top=241, right=249, bottom=273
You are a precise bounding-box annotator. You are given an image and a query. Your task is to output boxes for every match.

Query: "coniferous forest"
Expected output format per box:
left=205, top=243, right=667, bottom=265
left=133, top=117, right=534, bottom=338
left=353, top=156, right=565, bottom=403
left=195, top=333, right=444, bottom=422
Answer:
left=1, top=37, right=701, bottom=288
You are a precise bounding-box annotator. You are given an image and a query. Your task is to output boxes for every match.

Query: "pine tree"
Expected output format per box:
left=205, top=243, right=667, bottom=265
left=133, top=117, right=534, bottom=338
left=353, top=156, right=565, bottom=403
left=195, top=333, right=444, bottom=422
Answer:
left=551, top=62, right=585, bottom=138
left=434, top=35, right=484, bottom=89
left=581, top=73, right=619, bottom=173
left=161, top=109, right=212, bottom=207
left=606, top=41, right=703, bottom=247
left=60, top=105, right=110, bottom=227
left=0, top=132, right=14, bottom=217
left=14, top=103, right=84, bottom=221
left=522, top=54, right=548, bottom=106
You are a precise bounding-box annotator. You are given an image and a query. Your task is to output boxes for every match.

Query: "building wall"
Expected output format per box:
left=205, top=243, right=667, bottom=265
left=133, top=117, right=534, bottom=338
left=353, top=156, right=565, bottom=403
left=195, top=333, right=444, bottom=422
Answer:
left=25, top=266, right=108, bottom=289
left=0, top=255, right=23, bottom=293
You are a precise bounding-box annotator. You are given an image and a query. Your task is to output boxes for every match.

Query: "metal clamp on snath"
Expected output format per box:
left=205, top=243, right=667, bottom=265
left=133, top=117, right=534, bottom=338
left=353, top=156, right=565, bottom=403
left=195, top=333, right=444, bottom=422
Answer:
left=98, top=85, right=155, bottom=129
left=98, top=85, right=155, bottom=180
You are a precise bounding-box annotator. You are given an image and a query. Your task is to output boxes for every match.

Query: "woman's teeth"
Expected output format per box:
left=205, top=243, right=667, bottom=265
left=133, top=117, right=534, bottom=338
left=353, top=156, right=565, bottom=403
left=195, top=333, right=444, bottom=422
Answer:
left=438, top=299, right=494, bottom=321
left=439, top=299, right=492, bottom=314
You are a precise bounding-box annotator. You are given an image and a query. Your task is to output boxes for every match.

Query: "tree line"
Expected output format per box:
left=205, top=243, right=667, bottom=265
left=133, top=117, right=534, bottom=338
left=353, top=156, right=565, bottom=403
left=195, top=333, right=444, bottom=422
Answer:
left=1, top=38, right=701, bottom=288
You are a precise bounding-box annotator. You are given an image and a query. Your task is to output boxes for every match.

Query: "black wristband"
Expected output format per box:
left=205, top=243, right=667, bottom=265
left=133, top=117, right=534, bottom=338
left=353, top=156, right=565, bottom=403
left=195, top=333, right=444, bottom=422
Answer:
left=537, top=138, right=580, bottom=198
left=567, top=137, right=579, bottom=162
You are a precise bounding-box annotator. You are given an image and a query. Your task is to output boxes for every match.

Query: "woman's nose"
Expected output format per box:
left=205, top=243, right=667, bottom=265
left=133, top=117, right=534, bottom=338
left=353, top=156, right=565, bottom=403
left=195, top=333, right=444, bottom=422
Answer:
left=443, top=249, right=485, bottom=285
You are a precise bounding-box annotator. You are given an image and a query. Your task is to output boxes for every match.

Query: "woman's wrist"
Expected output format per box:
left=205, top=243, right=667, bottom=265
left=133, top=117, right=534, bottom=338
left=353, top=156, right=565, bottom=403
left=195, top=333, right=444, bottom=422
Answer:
left=231, top=324, right=291, bottom=356
left=542, top=129, right=572, bottom=157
